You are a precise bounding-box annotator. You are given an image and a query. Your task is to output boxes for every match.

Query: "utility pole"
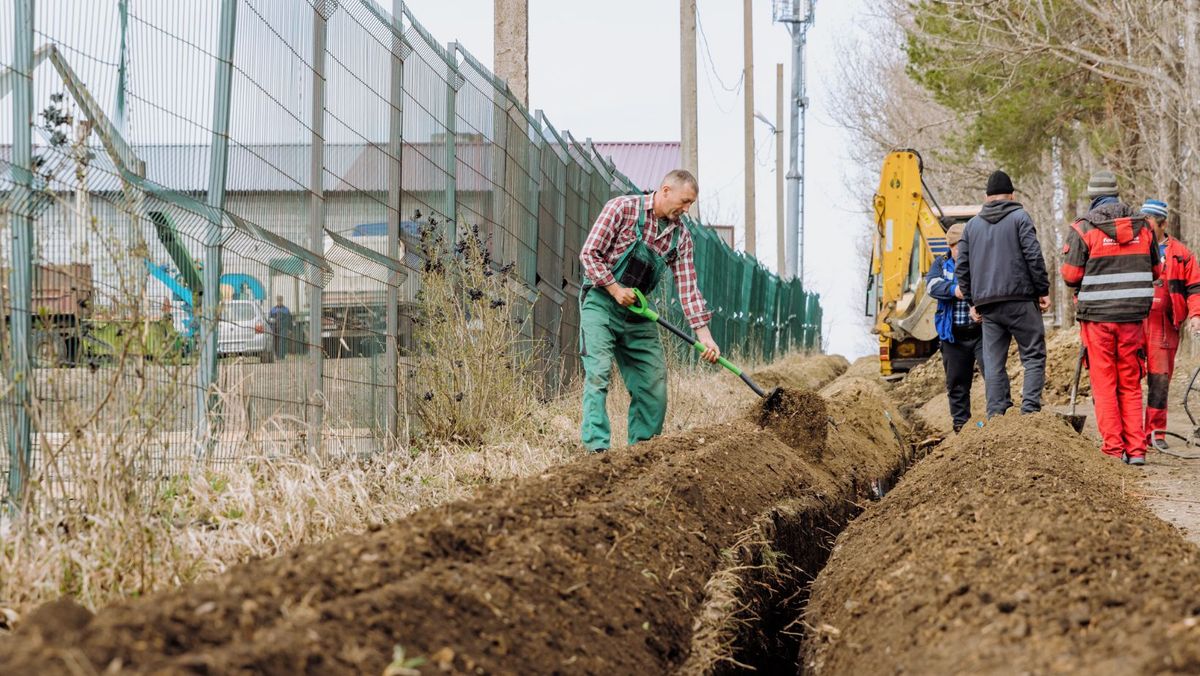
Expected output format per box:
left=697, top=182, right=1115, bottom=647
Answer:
left=494, top=0, right=528, bottom=106
left=773, top=0, right=816, bottom=281
left=775, top=63, right=784, bottom=274
left=680, top=0, right=699, bottom=205
left=743, top=0, right=756, bottom=256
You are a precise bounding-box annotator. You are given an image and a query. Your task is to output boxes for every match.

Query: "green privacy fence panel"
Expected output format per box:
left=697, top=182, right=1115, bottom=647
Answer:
left=0, top=0, right=821, bottom=507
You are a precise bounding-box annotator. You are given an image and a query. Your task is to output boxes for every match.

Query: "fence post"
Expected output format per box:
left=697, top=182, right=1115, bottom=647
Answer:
left=197, top=0, right=237, bottom=459
left=385, top=2, right=406, bottom=445
left=445, top=43, right=460, bottom=244
left=6, top=0, right=35, bottom=507
left=308, top=4, right=330, bottom=460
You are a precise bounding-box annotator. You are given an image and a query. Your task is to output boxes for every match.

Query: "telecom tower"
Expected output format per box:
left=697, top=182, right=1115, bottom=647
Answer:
left=771, top=0, right=816, bottom=282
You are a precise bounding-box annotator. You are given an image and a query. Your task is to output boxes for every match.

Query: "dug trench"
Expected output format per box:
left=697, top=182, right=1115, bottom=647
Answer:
left=801, top=412, right=1200, bottom=675
left=0, top=356, right=924, bottom=674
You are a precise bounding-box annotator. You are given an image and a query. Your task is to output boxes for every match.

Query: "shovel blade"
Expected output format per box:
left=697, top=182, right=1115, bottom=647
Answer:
left=1060, top=413, right=1087, bottom=434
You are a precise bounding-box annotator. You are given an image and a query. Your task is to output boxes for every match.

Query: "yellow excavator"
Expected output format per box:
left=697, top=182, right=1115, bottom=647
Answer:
left=866, top=149, right=979, bottom=378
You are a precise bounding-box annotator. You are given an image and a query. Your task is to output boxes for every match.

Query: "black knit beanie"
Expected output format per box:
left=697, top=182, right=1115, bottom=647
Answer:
left=985, top=170, right=1014, bottom=196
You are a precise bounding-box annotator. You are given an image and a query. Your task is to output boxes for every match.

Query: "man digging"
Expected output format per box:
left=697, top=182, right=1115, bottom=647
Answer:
left=578, top=170, right=720, bottom=454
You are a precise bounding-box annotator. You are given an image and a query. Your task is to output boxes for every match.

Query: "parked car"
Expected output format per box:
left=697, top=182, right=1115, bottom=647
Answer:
left=218, top=300, right=273, bottom=363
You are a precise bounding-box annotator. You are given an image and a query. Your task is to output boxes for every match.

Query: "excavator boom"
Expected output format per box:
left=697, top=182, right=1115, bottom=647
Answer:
left=867, top=150, right=976, bottom=377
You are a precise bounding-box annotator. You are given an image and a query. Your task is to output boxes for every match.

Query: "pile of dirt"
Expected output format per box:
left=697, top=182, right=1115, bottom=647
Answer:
left=1008, top=326, right=1089, bottom=406
left=802, top=412, right=1200, bottom=675
left=1, top=367, right=910, bottom=674
left=906, top=327, right=1090, bottom=433
left=749, top=353, right=850, bottom=392
left=891, top=353, right=947, bottom=407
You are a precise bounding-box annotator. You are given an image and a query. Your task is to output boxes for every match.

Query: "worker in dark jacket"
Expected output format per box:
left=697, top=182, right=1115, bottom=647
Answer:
left=925, top=223, right=985, bottom=432
left=1060, top=171, right=1161, bottom=464
left=1138, top=199, right=1200, bottom=451
left=957, top=170, right=1051, bottom=418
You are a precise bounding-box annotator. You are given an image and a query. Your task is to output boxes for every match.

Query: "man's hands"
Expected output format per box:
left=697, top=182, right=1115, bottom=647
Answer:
left=970, top=306, right=982, bottom=323
left=1038, top=295, right=1051, bottom=312
left=695, top=325, right=720, bottom=364
left=1189, top=315, right=1200, bottom=335
left=953, top=286, right=964, bottom=300
left=605, top=283, right=637, bottom=307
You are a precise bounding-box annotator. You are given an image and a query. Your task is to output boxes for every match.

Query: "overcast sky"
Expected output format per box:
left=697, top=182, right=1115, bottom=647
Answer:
left=402, top=0, right=875, bottom=359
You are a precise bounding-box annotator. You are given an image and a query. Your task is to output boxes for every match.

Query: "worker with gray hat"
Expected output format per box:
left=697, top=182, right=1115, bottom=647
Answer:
left=1060, top=169, right=1160, bottom=464
left=925, top=222, right=985, bottom=432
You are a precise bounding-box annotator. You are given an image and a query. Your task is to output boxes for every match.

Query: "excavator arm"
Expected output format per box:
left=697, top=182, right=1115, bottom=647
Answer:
left=868, top=150, right=955, bottom=377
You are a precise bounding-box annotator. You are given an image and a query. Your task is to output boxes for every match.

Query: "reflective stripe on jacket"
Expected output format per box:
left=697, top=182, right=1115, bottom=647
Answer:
left=1060, top=204, right=1161, bottom=323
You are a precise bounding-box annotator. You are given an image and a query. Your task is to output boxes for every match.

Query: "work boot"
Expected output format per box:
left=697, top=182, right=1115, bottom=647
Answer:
left=1128, top=454, right=1146, bottom=466
left=1151, top=438, right=1170, bottom=452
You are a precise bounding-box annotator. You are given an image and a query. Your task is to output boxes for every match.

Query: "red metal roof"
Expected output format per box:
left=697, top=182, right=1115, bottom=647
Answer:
left=591, top=142, right=681, bottom=193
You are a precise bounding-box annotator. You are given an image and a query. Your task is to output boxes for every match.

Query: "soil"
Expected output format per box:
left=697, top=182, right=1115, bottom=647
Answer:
left=902, top=327, right=1091, bottom=435
left=0, top=366, right=909, bottom=675
left=801, top=412, right=1200, bottom=675
left=749, top=354, right=850, bottom=393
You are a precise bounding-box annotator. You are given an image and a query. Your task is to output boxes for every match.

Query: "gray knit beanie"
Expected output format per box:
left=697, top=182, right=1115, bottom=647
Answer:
left=1087, top=170, right=1119, bottom=198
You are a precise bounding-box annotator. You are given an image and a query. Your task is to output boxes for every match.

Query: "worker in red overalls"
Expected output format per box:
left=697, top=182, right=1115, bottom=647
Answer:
left=1061, top=171, right=1160, bottom=465
left=1139, top=199, right=1200, bottom=451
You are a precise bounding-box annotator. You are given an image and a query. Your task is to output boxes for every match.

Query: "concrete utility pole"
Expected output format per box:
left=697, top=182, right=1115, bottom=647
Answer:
left=773, top=0, right=816, bottom=281
left=775, top=63, right=784, bottom=274
left=743, top=0, right=756, bottom=256
left=494, top=0, right=529, bottom=106
left=680, top=0, right=699, bottom=197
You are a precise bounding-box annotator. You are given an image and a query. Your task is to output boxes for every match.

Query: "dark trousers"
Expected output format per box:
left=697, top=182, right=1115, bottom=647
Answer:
left=941, top=326, right=985, bottom=431
left=980, top=299, right=1046, bottom=417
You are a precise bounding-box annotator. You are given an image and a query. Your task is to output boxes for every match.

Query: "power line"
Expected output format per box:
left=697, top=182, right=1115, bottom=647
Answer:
left=695, top=3, right=743, bottom=94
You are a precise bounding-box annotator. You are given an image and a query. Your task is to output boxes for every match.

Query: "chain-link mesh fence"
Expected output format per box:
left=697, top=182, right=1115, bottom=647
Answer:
left=0, top=0, right=823, bottom=509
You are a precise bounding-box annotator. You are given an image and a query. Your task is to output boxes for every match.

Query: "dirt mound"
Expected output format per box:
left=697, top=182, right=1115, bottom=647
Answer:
left=802, top=412, right=1200, bottom=675
left=840, top=355, right=881, bottom=380
left=891, top=353, right=947, bottom=407
left=1, top=380, right=911, bottom=675
left=903, top=327, right=1090, bottom=433
left=749, top=353, right=850, bottom=392
left=1009, top=326, right=1089, bottom=406
left=751, top=388, right=828, bottom=451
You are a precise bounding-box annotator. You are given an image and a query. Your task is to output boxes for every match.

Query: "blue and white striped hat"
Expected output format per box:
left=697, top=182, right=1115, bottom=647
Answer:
left=1141, top=199, right=1169, bottom=220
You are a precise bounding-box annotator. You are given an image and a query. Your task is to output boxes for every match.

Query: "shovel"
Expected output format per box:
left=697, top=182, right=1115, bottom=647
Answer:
left=629, top=289, right=779, bottom=402
left=1061, top=345, right=1088, bottom=433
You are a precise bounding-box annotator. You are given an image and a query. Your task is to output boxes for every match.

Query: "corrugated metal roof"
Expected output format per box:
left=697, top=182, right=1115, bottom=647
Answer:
left=591, top=142, right=681, bottom=193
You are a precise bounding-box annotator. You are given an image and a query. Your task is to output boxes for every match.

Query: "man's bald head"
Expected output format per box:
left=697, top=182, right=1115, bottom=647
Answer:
left=655, top=169, right=699, bottom=219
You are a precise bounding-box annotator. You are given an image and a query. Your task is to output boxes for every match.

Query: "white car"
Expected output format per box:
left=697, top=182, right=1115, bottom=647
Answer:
left=218, top=300, right=273, bottom=362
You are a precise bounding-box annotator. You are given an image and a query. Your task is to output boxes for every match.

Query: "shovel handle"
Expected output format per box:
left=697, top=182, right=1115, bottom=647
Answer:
left=631, top=290, right=763, bottom=395
left=1069, top=345, right=1086, bottom=416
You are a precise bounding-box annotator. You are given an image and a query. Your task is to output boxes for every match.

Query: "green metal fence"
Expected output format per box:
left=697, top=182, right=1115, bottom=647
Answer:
left=0, top=0, right=822, bottom=508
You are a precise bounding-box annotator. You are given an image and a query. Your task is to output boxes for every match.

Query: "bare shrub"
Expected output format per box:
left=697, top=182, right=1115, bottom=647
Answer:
left=409, top=221, right=541, bottom=446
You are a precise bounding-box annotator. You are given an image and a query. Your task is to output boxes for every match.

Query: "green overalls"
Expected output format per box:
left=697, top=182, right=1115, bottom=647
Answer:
left=579, top=202, right=679, bottom=452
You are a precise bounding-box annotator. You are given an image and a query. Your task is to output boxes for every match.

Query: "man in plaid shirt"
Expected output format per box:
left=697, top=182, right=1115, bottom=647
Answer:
left=924, top=222, right=985, bottom=432
left=578, top=169, right=719, bottom=453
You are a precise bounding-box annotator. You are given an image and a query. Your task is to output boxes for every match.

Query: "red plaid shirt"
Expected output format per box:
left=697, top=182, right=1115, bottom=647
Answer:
left=580, top=193, right=712, bottom=328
